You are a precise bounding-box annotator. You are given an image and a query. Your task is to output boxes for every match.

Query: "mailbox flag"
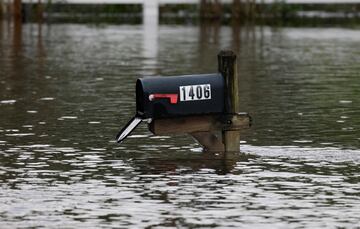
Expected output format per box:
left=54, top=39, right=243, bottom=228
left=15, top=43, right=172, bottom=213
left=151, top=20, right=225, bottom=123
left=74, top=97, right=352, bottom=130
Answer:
left=149, top=94, right=178, bottom=104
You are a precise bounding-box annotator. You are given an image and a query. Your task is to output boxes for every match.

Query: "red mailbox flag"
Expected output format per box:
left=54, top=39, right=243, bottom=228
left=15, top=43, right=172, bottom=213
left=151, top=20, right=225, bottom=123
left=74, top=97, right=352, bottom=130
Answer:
left=149, top=94, right=178, bottom=104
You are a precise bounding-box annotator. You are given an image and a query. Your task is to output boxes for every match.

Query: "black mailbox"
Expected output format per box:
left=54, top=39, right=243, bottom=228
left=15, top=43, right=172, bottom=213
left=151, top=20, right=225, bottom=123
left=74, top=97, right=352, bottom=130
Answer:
left=116, top=73, right=226, bottom=143
left=136, top=73, right=225, bottom=119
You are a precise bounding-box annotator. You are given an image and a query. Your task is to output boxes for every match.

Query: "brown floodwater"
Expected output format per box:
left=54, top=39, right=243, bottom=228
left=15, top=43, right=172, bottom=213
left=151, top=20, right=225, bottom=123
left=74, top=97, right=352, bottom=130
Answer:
left=0, top=21, right=360, bottom=228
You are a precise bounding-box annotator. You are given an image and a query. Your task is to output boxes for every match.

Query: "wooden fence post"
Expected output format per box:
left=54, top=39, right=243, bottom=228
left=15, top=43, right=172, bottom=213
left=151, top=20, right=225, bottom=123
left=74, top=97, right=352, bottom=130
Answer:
left=7, top=0, right=11, bottom=20
left=37, top=0, right=44, bottom=23
left=0, top=0, right=3, bottom=20
left=212, top=0, right=222, bottom=19
left=200, top=0, right=208, bottom=18
left=218, top=50, right=240, bottom=153
left=13, top=0, right=21, bottom=22
left=232, top=0, right=241, bottom=19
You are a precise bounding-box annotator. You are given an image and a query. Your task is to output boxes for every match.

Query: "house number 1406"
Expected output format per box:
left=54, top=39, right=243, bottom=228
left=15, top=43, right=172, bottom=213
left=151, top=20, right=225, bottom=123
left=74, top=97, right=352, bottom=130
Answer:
left=179, top=84, right=211, bottom=101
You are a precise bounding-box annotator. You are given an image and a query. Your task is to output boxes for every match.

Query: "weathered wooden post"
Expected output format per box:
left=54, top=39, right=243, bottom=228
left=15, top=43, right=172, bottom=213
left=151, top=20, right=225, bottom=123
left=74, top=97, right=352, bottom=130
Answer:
left=212, top=0, right=222, bottom=19
left=12, top=9, right=22, bottom=55
left=13, top=0, right=21, bottom=22
left=0, top=0, right=3, bottom=20
left=7, top=0, right=11, bottom=21
left=200, top=0, right=209, bottom=19
left=37, top=0, right=44, bottom=23
left=246, top=0, right=256, bottom=20
left=200, top=0, right=222, bottom=19
left=232, top=0, right=241, bottom=19
left=218, top=50, right=240, bottom=152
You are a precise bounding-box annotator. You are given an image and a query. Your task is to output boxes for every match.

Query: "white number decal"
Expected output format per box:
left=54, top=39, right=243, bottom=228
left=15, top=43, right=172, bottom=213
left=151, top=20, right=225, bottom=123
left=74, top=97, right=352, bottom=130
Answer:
left=179, top=84, right=211, bottom=102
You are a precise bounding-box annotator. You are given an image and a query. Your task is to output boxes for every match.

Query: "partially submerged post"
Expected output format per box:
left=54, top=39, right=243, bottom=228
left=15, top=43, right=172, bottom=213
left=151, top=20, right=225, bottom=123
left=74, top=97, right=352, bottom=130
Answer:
left=200, top=0, right=209, bottom=18
left=218, top=50, right=240, bottom=152
left=200, top=0, right=222, bottom=19
left=116, top=50, right=251, bottom=154
left=13, top=0, right=22, bottom=22
left=37, top=0, right=44, bottom=23
left=232, top=0, right=242, bottom=19
left=212, top=0, right=222, bottom=19
left=0, top=0, right=3, bottom=20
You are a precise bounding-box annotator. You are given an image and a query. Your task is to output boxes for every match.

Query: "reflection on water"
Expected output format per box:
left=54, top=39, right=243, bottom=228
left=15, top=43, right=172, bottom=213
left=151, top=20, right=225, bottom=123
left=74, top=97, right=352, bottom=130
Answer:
left=0, top=21, right=360, bottom=227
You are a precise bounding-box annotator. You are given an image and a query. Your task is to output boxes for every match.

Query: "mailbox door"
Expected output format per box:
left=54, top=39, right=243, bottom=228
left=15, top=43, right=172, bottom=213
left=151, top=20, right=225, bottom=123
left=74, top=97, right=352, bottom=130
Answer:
left=136, top=73, right=225, bottom=119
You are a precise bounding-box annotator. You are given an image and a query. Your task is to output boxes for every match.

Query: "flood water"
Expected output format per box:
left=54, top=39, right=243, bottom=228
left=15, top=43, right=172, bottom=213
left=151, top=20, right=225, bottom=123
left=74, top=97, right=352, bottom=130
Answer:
left=0, top=21, right=360, bottom=228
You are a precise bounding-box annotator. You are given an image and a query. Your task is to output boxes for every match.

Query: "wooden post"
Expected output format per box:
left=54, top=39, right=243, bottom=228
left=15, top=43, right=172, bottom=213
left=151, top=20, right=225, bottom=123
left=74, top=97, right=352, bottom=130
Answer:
left=7, top=0, right=11, bottom=20
left=12, top=8, right=22, bottom=55
left=200, top=0, right=208, bottom=19
left=212, top=0, right=222, bottom=19
left=37, top=0, right=43, bottom=23
left=0, top=0, right=3, bottom=20
left=218, top=50, right=240, bottom=153
left=13, top=0, right=21, bottom=22
left=232, top=0, right=241, bottom=19
left=250, top=0, right=256, bottom=19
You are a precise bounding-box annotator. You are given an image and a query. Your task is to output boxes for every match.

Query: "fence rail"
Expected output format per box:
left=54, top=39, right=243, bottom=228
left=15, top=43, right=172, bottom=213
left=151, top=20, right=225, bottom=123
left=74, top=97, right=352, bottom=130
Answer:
left=20, top=0, right=360, bottom=4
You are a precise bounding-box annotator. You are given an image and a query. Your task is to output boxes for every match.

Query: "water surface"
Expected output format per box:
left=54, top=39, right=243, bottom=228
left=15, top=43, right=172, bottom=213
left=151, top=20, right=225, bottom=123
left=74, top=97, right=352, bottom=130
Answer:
left=0, top=21, right=360, bottom=228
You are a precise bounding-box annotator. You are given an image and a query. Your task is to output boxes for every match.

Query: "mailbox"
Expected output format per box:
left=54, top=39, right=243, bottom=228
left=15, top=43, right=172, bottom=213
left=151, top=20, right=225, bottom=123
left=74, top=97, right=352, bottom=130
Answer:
left=136, top=73, right=225, bottom=119
left=116, top=73, right=226, bottom=143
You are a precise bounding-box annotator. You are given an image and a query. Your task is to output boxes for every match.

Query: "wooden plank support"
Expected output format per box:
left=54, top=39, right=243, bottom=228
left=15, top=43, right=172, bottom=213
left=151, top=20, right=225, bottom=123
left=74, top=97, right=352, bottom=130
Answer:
left=149, top=113, right=251, bottom=151
left=149, top=113, right=250, bottom=135
left=150, top=115, right=218, bottom=134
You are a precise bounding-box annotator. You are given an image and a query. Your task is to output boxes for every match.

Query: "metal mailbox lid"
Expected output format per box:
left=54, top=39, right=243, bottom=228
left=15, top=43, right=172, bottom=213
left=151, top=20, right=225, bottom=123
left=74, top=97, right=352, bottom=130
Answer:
left=136, top=73, right=225, bottom=119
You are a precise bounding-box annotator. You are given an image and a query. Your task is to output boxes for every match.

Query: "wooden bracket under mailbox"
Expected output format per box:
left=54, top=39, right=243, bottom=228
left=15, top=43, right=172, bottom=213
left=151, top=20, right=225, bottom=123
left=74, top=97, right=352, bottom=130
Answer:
left=149, top=113, right=251, bottom=152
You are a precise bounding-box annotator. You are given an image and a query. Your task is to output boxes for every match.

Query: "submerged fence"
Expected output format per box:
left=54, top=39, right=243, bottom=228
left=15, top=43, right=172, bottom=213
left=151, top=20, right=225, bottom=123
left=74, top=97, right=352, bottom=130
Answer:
left=0, top=0, right=359, bottom=22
